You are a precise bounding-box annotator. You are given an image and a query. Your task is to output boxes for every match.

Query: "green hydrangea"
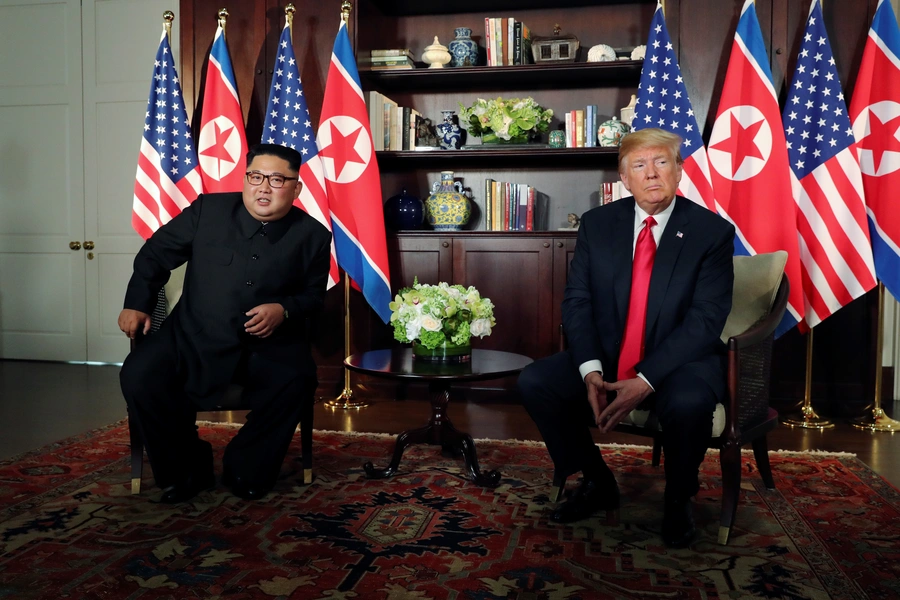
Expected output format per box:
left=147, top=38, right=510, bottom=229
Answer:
left=389, top=278, right=496, bottom=350
left=458, top=97, right=554, bottom=140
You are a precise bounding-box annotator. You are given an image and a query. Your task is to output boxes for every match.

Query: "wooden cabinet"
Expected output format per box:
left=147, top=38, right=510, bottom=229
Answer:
left=388, top=232, right=576, bottom=360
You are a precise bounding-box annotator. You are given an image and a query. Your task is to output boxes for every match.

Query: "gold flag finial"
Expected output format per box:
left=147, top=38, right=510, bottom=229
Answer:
left=217, top=7, right=229, bottom=31
left=163, top=10, right=174, bottom=38
left=341, top=1, right=352, bottom=24
left=286, top=3, right=295, bottom=28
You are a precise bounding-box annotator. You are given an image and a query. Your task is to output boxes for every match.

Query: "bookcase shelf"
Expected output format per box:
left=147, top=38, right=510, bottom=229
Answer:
left=376, top=147, right=619, bottom=171
left=369, top=0, right=654, bottom=16
left=360, top=61, right=643, bottom=92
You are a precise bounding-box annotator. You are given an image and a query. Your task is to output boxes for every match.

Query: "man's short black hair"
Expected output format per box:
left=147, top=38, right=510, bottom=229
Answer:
left=246, top=143, right=303, bottom=172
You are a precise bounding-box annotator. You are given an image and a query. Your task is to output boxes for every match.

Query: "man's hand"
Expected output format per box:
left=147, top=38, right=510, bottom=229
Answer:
left=118, top=309, right=152, bottom=339
left=584, top=371, right=608, bottom=427
left=244, top=303, right=285, bottom=338
left=596, top=377, right=653, bottom=433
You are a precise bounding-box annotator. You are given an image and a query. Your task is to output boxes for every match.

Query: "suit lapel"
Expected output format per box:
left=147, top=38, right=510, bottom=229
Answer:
left=612, top=199, right=635, bottom=328
left=645, top=197, right=689, bottom=334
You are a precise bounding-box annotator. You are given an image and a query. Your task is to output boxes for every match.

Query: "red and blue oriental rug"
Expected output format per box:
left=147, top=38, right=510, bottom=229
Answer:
left=0, top=421, right=898, bottom=599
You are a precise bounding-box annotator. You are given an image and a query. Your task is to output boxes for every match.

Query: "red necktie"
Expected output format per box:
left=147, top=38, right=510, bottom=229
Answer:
left=618, top=216, right=657, bottom=380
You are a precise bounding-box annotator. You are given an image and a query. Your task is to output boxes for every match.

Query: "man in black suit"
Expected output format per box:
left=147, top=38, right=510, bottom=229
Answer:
left=119, top=144, right=332, bottom=503
left=518, top=128, right=734, bottom=547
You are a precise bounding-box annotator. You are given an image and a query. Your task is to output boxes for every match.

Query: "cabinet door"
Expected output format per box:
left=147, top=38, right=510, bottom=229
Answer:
left=452, top=237, right=554, bottom=359
left=388, top=235, right=453, bottom=292
left=552, top=237, right=578, bottom=352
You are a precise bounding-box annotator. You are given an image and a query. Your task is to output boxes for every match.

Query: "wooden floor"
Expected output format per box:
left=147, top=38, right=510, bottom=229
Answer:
left=2, top=360, right=899, bottom=488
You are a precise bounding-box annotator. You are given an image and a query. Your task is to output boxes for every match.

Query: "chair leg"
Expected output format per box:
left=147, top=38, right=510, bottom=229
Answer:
left=752, top=436, right=776, bottom=490
left=127, top=411, right=144, bottom=494
left=652, top=437, right=662, bottom=467
left=549, top=471, right=566, bottom=502
left=718, top=442, right=742, bottom=545
left=300, top=401, right=313, bottom=485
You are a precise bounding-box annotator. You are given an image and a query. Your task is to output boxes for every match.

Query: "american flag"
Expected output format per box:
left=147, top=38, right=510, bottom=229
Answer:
left=784, top=0, right=876, bottom=328
left=633, top=2, right=716, bottom=213
left=262, top=21, right=339, bottom=289
left=132, top=28, right=202, bottom=240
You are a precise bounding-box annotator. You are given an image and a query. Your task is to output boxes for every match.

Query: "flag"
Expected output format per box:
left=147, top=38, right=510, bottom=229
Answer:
left=197, top=22, right=247, bottom=193
left=633, top=1, right=716, bottom=213
left=784, top=0, right=876, bottom=328
left=708, top=0, right=804, bottom=336
left=132, top=28, right=202, bottom=240
left=262, top=21, right=339, bottom=289
left=318, top=21, right=391, bottom=323
left=849, top=0, right=900, bottom=300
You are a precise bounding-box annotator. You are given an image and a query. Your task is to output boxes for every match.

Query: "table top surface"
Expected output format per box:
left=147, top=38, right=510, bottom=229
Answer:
left=344, top=348, right=533, bottom=382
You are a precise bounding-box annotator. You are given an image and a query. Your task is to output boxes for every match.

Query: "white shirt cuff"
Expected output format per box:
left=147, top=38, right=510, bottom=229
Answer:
left=637, top=372, right=655, bottom=391
left=578, top=360, right=603, bottom=381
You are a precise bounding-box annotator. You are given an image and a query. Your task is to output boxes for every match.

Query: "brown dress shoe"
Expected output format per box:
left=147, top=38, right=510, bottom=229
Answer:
left=550, top=478, right=620, bottom=524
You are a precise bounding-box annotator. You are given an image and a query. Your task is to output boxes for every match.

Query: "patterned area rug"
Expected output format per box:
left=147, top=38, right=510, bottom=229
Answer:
left=0, top=421, right=898, bottom=599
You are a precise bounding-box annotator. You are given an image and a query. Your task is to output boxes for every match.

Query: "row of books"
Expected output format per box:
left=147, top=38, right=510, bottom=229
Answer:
left=601, top=181, right=629, bottom=205
left=360, top=49, right=415, bottom=71
left=366, top=90, right=424, bottom=151
left=563, top=106, right=601, bottom=148
left=484, top=179, right=537, bottom=231
left=485, top=17, right=533, bottom=67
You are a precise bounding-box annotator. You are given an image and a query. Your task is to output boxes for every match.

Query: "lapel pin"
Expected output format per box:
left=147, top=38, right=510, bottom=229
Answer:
left=676, top=231, right=684, bottom=238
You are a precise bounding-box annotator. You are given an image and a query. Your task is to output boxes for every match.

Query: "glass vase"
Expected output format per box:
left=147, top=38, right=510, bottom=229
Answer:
left=412, top=339, right=472, bottom=362
left=481, top=131, right=529, bottom=144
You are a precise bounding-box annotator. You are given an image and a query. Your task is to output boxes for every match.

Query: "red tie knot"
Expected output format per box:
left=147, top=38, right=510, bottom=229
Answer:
left=644, top=215, right=657, bottom=229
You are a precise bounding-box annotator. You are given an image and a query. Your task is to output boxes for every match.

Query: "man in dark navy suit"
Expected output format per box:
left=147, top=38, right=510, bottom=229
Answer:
left=119, top=144, right=332, bottom=503
left=518, top=128, right=735, bottom=547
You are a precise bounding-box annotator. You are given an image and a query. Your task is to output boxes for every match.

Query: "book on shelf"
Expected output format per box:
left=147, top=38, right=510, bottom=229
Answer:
left=575, top=110, right=585, bottom=148
left=370, top=48, right=414, bottom=58
left=365, top=63, right=415, bottom=70
left=601, top=181, right=628, bottom=205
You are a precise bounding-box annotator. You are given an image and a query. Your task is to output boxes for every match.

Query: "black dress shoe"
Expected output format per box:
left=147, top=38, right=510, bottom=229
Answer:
left=662, top=497, right=696, bottom=548
left=550, top=477, right=620, bottom=524
left=158, top=470, right=216, bottom=504
left=223, top=471, right=272, bottom=501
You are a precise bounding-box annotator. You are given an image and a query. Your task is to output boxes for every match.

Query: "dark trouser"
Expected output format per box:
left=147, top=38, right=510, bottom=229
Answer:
left=517, top=351, right=718, bottom=501
left=120, top=324, right=316, bottom=489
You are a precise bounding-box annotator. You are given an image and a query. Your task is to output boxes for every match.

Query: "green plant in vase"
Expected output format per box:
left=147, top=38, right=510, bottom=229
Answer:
left=458, top=97, right=553, bottom=144
left=389, top=278, right=496, bottom=361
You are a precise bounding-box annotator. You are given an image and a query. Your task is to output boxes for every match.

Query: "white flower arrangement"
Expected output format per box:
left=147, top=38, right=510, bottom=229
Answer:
left=389, top=279, right=496, bottom=349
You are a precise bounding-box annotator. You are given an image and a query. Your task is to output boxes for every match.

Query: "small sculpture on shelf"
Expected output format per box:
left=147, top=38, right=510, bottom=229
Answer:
left=562, top=213, right=581, bottom=230
left=531, top=24, right=579, bottom=63
left=631, top=45, right=647, bottom=60
left=586, top=44, right=616, bottom=63
left=422, top=36, right=451, bottom=68
left=416, top=117, right=440, bottom=149
left=436, top=110, right=464, bottom=149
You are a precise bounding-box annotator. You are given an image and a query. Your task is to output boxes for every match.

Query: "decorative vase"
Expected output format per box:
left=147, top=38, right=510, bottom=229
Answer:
left=421, top=36, right=451, bottom=68
left=597, top=116, right=631, bottom=147
left=448, top=27, right=479, bottom=67
left=481, top=131, right=529, bottom=144
left=424, top=171, right=471, bottom=230
left=383, top=188, right=424, bottom=230
left=548, top=129, right=566, bottom=148
left=620, top=94, right=637, bottom=128
left=436, top=110, right=463, bottom=149
left=412, top=339, right=472, bottom=363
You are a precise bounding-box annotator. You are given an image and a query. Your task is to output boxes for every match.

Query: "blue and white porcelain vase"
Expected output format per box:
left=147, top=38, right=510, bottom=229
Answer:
left=436, top=110, right=463, bottom=150
left=424, top=171, right=471, bottom=230
left=448, top=27, right=479, bottom=67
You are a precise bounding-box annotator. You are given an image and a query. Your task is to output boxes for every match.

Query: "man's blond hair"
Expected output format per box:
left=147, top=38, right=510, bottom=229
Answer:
left=618, top=128, right=683, bottom=173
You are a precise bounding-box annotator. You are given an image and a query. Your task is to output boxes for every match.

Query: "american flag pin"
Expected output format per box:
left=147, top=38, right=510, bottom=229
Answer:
left=676, top=231, right=684, bottom=238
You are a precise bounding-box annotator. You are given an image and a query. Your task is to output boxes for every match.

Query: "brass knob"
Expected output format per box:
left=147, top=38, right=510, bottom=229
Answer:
left=86, top=252, right=95, bottom=260
left=83, top=241, right=95, bottom=250
left=442, top=242, right=449, bottom=248
left=543, top=242, right=550, bottom=248
left=557, top=242, right=564, bottom=248
left=69, top=241, right=81, bottom=251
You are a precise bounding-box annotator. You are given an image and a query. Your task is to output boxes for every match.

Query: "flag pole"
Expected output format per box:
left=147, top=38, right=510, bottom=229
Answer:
left=851, top=283, right=900, bottom=431
left=217, top=7, right=228, bottom=34
left=286, top=3, right=294, bottom=33
left=325, top=0, right=369, bottom=411
left=783, top=329, right=834, bottom=429
left=163, top=10, right=174, bottom=40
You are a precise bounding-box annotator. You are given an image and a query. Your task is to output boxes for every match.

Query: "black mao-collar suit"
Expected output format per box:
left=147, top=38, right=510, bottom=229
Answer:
left=120, top=192, right=332, bottom=490
left=519, top=195, right=735, bottom=502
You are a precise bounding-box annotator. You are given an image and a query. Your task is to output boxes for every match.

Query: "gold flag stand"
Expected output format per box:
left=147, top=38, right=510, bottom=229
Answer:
left=851, top=283, right=900, bottom=432
left=783, top=329, right=834, bottom=429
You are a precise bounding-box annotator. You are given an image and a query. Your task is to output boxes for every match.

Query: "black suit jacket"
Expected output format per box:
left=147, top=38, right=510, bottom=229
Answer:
left=562, top=196, right=735, bottom=397
left=124, top=192, right=332, bottom=407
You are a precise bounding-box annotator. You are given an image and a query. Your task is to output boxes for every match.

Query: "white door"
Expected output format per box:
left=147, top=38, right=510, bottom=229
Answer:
left=82, top=0, right=180, bottom=363
left=0, top=0, right=87, bottom=361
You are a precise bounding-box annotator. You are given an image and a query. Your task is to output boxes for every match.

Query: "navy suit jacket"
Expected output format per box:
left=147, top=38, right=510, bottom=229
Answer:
left=124, top=192, right=332, bottom=407
left=562, top=196, right=735, bottom=398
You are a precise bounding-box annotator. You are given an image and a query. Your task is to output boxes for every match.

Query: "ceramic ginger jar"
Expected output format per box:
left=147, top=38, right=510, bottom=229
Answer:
left=597, top=116, right=631, bottom=147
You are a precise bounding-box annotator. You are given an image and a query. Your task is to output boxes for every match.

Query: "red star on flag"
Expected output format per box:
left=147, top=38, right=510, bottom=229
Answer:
left=710, top=113, right=765, bottom=176
left=200, top=121, right=236, bottom=174
left=858, top=111, right=900, bottom=173
left=320, top=121, right=364, bottom=180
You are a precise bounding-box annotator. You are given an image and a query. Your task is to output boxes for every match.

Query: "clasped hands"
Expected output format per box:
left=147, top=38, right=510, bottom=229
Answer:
left=585, top=371, right=653, bottom=433
left=117, top=303, right=285, bottom=339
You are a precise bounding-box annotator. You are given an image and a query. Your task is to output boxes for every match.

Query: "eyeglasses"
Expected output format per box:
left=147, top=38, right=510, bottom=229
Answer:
left=245, top=171, right=298, bottom=188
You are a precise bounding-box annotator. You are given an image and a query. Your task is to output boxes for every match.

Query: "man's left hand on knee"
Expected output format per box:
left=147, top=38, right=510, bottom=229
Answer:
left=596, top=378, right=653, bottom=433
